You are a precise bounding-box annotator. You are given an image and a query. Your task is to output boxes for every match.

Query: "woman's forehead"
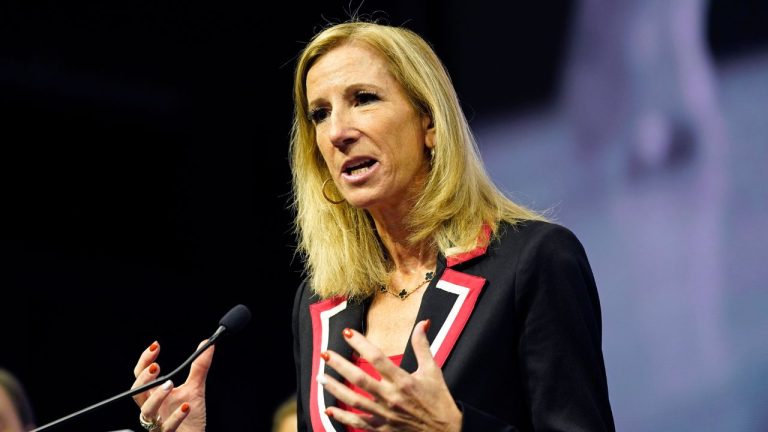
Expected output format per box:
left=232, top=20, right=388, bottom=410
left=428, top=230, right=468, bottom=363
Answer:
left=306, top=43, right=398, bottom=100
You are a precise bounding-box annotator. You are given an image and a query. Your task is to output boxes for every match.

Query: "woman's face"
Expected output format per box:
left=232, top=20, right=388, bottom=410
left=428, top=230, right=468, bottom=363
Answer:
left=306, top=41, right=434, bottom=217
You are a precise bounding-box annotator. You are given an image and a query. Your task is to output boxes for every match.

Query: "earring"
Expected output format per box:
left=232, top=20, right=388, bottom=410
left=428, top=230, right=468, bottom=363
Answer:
left=322, top=178, right=345, bottom=204
left=430, top=147, right=435, bottom=165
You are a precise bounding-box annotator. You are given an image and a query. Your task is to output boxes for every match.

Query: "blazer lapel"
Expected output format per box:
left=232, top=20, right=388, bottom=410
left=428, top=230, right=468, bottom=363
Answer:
left=400, top=244, right=488, bottom=372
left=308, top=297, right=365, bottom=431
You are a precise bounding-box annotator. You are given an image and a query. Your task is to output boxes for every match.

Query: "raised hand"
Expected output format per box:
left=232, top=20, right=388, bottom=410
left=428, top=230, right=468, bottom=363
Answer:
left=131, top=340, right=214, bottom=432
left=319, top=320, right=463, bottom=431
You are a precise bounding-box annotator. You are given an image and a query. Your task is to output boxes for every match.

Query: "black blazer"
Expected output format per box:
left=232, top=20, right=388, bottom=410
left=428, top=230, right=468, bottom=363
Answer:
left=292, top=221, right=615, bottom=431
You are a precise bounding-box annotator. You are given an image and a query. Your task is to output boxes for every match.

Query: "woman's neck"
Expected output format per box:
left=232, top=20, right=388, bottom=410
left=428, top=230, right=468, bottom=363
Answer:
left=373, top=216, right=435, bottom=273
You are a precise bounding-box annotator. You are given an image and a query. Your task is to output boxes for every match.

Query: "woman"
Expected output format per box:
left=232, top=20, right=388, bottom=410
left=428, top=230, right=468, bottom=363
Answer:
left=272, top=394, right=298, bottom=432
left=130, top=20, right=615, bottom=432
left=0, top=368, right=36, bottom=432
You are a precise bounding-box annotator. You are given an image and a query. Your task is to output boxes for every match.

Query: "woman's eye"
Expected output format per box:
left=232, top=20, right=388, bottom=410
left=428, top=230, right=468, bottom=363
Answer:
left=356, top=91, right=379, bottom=105
left=308, top=107, right=329, bottom=124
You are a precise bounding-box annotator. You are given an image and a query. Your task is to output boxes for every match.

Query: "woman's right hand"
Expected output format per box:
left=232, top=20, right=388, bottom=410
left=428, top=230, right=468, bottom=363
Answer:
left=131, top=340, right=215, bottom=432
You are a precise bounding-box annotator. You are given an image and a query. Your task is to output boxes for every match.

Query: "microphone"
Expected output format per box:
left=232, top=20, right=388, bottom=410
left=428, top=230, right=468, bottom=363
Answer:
left=31, top=304, right=252, bottom=432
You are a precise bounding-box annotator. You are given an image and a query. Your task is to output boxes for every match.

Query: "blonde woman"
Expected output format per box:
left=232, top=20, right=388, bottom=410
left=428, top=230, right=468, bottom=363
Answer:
left=130, top=20, right=615, bottom=432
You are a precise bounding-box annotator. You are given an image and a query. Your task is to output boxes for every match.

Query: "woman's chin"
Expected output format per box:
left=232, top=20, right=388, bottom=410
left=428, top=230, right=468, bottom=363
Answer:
left=345, top=196, right=375, bottom=209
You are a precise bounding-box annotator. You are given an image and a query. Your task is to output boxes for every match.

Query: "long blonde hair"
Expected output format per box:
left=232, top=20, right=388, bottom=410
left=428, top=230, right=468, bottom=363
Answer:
left=290, top=21, right=544, bottom=300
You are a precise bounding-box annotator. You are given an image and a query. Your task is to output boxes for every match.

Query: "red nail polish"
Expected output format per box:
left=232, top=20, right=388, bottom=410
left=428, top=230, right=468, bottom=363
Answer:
left=149, top=363, right=158, bottom=374
left=325, top=408, right=333, bottom=418
left=424, top=319, right=431, bottom=333
left=181, top=402, right=190, bottom=413
left=320, top=351, right=330, bottom=362
left=149, top=342, right=159, bottom=352
left=343, top=328, right=353, bottom=339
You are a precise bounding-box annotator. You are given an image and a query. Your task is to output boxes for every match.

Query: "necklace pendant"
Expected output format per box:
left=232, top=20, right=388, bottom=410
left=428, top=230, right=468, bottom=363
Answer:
left=398, top=289, right=408, bottom=299
left=425, top=271, right=434, bottom=281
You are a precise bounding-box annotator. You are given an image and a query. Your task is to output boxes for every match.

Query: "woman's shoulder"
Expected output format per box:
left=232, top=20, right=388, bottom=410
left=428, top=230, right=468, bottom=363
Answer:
left=492, top=220, right=598, bottom=303
left=292, top=277, right=315, bottom=312
left=491, top=219, right=590, bottom=267
left=293, top=277, right=350, bottom=310
left=497, top=219, right=583, bottom=249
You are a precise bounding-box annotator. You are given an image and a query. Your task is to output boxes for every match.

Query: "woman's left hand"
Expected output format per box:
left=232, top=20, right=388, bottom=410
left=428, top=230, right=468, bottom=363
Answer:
left=319, top=320, right=463, bottom=431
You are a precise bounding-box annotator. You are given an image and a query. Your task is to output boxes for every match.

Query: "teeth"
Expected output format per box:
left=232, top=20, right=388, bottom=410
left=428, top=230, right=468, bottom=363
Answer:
left=349, top=166, right=371, bottom=176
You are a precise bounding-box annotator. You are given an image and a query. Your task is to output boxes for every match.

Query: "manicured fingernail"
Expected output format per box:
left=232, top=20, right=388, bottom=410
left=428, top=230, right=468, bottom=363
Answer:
left=343, top=328, right=353, bottom=339
left=316, top=374, right=327, bottom=385
left=424, top=319, right=431, bottom=333
left=325, top=408, right=333, bottom=418
left=320, top=351, right=330, bottom=362
left=149, top=363, right=158, bottom=374
left=149, top=342, right=159, bottom=352
left=181, top=402, right=190, bottom=413
left=162, top=380, right=173, bottom=391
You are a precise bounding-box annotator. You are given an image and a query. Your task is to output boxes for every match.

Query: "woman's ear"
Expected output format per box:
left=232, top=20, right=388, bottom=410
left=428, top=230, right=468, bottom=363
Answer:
left=423, top=115, right=435, bottom=149
left=422, top=113, right=434, bottom=130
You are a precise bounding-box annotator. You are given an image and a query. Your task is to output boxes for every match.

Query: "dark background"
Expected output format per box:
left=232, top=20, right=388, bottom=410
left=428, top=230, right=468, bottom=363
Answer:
left=2, top=1, right=766, bottom=430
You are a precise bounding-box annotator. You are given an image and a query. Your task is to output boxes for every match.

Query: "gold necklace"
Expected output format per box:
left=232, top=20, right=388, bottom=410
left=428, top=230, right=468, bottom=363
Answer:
left=380, top=271, right=435, bottom=300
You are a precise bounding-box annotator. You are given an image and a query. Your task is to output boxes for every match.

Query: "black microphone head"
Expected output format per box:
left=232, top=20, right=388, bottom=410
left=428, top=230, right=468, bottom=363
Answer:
left=219, top=304, right=251, bottom=334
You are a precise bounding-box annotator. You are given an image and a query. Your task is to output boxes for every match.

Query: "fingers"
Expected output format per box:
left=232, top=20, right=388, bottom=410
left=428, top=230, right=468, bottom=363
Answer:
left=411, top=319, right=436, bottom=371
left=322, top=323, right=454, bottom=430
left=317, top=372, right=386, bottom=418
left=324, top=328, right=413, bottom=413
left=131, top=360, right=161, bottom=407
left=184, top=340, right=215, bottom=386
left=139, top=379, right=174, bottom=423
left=159, top=402, right=192, bottom=432
left=324, top=404, right=384, bottom=430
left=139, top=380, right=192, bottom=432
left=130, top=340, right=202, bottom=432
left=321, top=351, right=382, bottom=397
left=340, top=328, right=403, bottom=381
left=133, top=341, right=160, bottom=378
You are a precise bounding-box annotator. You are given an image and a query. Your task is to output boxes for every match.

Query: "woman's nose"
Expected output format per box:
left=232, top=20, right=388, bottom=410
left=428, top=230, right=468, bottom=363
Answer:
left=328, top=109, right=360, bottom=148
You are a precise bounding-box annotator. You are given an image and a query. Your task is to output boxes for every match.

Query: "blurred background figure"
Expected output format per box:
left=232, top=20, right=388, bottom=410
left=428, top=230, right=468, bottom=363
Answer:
left=561, top=0, right=731, bottom=399
left=561, top=0, right=728, bottom=180
left=0, top=369, right=36, bottom=432
left=271, top=394, right=297, bottom=432
left=478, top=0, right=767, bottom=430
